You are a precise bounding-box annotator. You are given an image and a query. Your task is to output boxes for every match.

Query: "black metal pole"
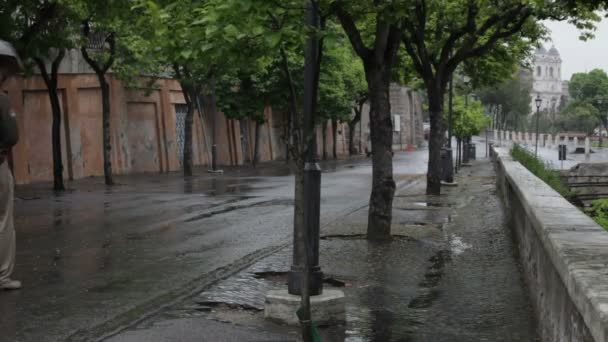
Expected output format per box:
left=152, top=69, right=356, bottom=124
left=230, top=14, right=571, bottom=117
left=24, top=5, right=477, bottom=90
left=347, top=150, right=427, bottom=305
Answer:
left=441, top=72, right=454, bottom=183
left=535, top=106, right=540, bottom=157
left=448, top=74, right=453, bottom=147
left=209, top=78, right=218, bottom=172
left=289, top=3, right=322, bottom=341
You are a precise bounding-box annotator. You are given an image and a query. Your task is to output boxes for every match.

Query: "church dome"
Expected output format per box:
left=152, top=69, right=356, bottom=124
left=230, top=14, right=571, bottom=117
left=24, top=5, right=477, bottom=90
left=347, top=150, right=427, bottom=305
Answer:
left=536, top=45, right=547, bottom=54
left=548, top=45, right=560, bottom=56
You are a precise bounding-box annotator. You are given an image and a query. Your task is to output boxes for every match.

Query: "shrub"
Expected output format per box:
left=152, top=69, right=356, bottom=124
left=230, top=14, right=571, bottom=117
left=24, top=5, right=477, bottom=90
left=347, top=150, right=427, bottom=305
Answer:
left=586, top=199, right=608, bottom=231
left=510, top=144, right=571, bottom=198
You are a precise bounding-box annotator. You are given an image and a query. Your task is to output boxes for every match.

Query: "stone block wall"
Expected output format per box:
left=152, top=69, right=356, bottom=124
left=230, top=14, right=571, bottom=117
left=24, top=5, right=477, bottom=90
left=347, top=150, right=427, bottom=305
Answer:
left=492, top=146, right=608, bottom=342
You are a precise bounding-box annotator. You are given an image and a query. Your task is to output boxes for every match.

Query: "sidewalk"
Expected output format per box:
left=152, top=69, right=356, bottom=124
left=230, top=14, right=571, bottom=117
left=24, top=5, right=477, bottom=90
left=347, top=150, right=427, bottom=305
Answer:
left=107, top=157, right=537, bottom=341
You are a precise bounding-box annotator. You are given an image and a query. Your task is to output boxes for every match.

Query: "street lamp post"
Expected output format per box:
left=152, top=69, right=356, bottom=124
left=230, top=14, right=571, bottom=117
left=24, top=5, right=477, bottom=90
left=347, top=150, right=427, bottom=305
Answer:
left=535, top=94, right=542, bottom=157
left=288, top=4, right=322, bottom=340
left=442, top=72, right=455, bottom=182
left=599, top=98, right=604, bottom=149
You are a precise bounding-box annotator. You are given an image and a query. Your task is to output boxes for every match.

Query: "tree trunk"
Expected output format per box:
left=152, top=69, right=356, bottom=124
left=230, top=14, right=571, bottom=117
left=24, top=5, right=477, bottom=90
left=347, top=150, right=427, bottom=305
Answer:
left=457, top=138, right=462, bottom=169
left=322, top=121, right=327, bottom=160
left=35, top=51, right=65, bottom=191
left=364, top=64, right=395, bottom=240
left=81, top=33, right=115, bottom=186
left=183, top=91, right=194, bottom=176
left=279, top=47, right=300, bottom=160
left=97, top=73, right=114, bottom=185
left=348, top=121, right=357, bottom=156
left=426, top=84, right=445, bottom=195
left=253, top=120, right=261, bottom=167
left=348, top=101, right=363, bottom=156
left=49, top=83, right=64, bottom=191
left=332, top=119, right=338, bottom=160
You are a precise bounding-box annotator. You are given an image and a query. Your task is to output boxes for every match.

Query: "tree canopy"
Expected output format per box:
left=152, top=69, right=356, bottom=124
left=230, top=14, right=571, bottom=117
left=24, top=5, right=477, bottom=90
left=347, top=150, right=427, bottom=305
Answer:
left=559, top=68, right=608, bottom=133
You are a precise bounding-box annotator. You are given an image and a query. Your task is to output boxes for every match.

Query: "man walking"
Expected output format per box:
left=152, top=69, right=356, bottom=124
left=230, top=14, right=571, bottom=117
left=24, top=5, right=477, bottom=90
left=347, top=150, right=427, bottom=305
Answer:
left=0, top=40, right=21, bottom=290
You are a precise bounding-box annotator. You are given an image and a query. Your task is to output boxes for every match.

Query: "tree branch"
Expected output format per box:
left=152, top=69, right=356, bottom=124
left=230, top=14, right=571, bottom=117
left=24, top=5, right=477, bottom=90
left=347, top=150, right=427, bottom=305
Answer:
left=373, top=19, right=391, bottom=64
left=449, top=7, right=533, bottom=73
left=332, top=3, right=372, bottom=60
left=17, top=2, right=58, bottom=51
left=81, top=45, right=104, bottom=76
left=34, top=57, right=51, bottom=88
left=385, top=24, right=402, bottom=66
left=437, top=0, right=477, bottom=67
left=102, top=33, right=116, bottom=73
left=51, top=49, right=66, bottom=83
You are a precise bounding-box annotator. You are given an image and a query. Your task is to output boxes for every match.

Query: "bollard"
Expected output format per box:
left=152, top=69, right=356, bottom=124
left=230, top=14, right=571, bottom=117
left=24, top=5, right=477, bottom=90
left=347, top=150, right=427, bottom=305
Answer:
left=493, top=129, right=498, bottom=141
left=547, top=134, right=553, bottom=148
left=574, top=137, right=579, bottom=149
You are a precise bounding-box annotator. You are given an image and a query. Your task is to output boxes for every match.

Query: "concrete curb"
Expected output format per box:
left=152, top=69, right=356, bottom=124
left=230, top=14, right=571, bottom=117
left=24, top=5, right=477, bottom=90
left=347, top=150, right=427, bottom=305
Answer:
left=492, top=146, right=608, bottom=342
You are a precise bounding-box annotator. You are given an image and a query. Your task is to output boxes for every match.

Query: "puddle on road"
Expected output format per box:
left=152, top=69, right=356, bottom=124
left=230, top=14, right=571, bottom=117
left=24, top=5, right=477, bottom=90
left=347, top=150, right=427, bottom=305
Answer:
left=412, top=201, right=452, bottom=208
left=183, top=199, right=293, bottom=223
left=449, top=234, right=472, bottom=256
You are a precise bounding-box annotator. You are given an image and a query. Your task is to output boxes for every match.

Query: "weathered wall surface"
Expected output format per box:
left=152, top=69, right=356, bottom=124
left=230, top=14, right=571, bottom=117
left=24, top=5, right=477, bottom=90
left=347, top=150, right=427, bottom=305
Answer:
left=3, top=74, right=286, bottom=185
left=352, top=83, right=425, bottom=154
left=492, top=147, right=608, bottom=342
left=4, top=63, right=423, bottom=185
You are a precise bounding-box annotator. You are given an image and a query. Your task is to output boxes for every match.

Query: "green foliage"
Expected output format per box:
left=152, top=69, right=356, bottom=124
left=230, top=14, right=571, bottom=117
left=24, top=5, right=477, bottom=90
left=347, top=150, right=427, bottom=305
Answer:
left=511, top=144, right=571, bottom=198
left=477, top=70, right=533, bottom=131
left=585, top=198, right=608, bottom=231
left=555, top=69, right=608, bottom=133
left=206, top=0, right=367, bottom=125
left=569, top=69, right=608, bottom=106
left=0, top=1, right=81, bottom=74
left=556, top=100, right=599, bottom=135
left=451, top=96, right=488, bottom=139
left=318, top=28, right=366, bottom=122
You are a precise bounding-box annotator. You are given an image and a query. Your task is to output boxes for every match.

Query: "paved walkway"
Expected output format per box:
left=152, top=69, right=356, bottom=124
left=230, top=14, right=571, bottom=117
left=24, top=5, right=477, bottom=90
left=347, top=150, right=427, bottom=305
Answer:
left=107, top=157, right=537, bottom=341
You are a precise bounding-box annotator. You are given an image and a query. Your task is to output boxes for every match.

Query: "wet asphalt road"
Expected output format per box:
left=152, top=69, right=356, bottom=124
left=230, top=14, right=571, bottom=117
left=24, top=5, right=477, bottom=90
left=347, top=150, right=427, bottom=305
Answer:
left=106, top=143, right=537, bottom=342
left=1, top=152, right=429, bottom=342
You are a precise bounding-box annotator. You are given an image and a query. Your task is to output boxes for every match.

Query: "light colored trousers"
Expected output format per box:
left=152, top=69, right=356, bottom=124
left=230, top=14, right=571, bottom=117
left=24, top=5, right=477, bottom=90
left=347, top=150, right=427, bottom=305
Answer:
left=0, top=162, right=15, bottom=285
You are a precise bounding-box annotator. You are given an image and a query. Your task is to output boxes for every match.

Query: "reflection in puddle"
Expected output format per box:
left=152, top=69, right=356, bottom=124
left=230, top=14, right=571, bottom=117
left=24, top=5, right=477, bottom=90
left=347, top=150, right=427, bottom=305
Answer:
left=449, top=234, right=472, bottom=256
left=412, top=201, right=451, bottom=208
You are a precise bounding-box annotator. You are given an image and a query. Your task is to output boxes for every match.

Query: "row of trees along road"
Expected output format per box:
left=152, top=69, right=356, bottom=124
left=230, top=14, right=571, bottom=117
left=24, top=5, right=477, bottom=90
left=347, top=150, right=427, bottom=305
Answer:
left=2, top=0, right=607, bottom=240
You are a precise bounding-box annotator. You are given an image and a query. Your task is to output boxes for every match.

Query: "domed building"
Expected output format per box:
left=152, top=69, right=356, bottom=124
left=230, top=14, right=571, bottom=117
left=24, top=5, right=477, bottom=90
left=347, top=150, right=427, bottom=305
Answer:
left=530, top=44, right=569, bottom=114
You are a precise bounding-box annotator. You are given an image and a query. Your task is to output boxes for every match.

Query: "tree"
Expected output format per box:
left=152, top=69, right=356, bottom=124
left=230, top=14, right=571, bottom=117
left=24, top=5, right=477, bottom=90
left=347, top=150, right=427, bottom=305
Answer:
left=216, top=66, right=277, bottom=166
left=330, top=1, right=404, bottom=240
left=556, top=101, right=598, bottom=135
left=398, top=0, right=604, bottom=195
left=79, top=1, right=127, bottom=185
left=477, top=69, right=532, bottom=131
left=1, top=1, right=83, bottom=191
left=561, top=69, right=608, bottom=141
left=0, top=1, right=60, bottom=52
left=317, top=30, right=366, bottom=160
left=452, top=96, right=488, bottom=139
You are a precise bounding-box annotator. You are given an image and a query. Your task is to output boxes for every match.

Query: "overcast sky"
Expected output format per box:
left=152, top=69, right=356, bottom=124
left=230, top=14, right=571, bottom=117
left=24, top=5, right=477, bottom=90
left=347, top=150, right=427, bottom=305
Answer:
left=542, top=17, right=608, bottom=81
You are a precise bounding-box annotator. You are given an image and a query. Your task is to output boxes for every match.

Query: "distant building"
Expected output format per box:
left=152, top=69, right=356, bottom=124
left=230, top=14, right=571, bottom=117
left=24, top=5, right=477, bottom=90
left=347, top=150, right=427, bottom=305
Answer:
left=530, top=45, right=569, bottom=114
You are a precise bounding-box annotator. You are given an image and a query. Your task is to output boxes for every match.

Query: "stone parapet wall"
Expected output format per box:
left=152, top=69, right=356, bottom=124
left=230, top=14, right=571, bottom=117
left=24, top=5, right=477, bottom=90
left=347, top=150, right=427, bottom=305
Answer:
left=492, top=146, right=608, bottom=342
